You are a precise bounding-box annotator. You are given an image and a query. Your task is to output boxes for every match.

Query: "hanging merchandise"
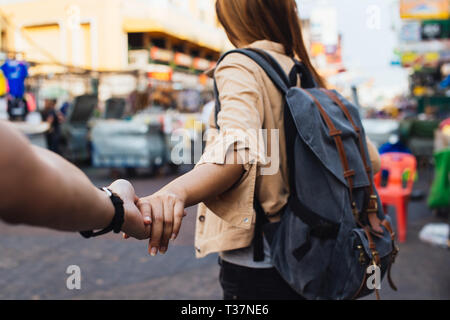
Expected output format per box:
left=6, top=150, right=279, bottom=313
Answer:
left=24, top=92, right=37, bottom=113
left=0, top=70, right=8, bottom=97
left=1, top=60, right=29, bottom=99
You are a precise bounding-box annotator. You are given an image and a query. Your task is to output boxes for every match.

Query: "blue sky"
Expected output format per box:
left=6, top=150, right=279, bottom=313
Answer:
left=298, top=0, right=409, bottom=93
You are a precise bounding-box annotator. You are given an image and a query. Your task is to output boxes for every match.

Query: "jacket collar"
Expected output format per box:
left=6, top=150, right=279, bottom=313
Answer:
left=247, top=40, right=285, bottom=54
left=205, top=40, right=285, bottom=78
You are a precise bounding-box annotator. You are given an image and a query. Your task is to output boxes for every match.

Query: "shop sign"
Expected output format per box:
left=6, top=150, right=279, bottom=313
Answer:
left=147, top=64, right=173, bottom=81
left=148, top=71, right=172, bottom=82
left=422, top=21, right=442, bottom=39
left=172, top=72, right=199, bottom=87
left=193, top=57, right=211, bottom=71
left=326, top=46, right=342, bottom=65
left=440, top=50, right=450, bottom=62
left=174, top=52, right=193, bottom=68
left=199, top=73, right=208, bottom=86
left=129, top=50, right=149, bottom=68
left=148, top=72, right=172, bottom=82
left=400, top=0, right=450, bottom=20
left=311, top=42, right=325, bottom=58
left=401, top=51, right=441, bottom=69
left=400, top=21, right=422, bottom=42
left=150, top=47, right=174, bottom=63
left=399, top=39, right=450, bottom=52
left=422, top=20, right=450, bottom=39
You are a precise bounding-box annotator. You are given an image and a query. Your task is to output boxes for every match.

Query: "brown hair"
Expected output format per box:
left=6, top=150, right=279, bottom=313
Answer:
left=216, top=0, right=326, bottom=88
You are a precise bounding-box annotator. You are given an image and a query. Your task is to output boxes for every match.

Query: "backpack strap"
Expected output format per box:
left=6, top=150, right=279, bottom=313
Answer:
left=319, top=89, right=373, bottom=183
left=244, top=48, right=317, bottom=89
left=245, top=48, right=292, bottom=86
left=381, top=219, right=399, bottom=291
left=289, top=58, right=317, bottom=89
left=213, top=48, right=289, bottom=129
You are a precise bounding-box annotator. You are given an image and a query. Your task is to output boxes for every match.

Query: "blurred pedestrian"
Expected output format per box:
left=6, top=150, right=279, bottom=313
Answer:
left=40, top=98, right=64, bottom=154
left=7, top=96, right=28, bottom=122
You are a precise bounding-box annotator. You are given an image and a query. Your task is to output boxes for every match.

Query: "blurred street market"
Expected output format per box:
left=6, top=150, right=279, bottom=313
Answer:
left=0, top=0, right=449, bottom=300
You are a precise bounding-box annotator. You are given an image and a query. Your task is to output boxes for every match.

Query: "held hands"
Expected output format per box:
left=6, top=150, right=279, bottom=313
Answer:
left=108, top=180, right=150, bottom=240
left=137, top=191, right=187, bottom=256
left=109, top=179, right=187, bottom=256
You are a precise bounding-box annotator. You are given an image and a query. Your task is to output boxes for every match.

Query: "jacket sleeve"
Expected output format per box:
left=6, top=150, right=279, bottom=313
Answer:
left=195, top=53, right=268, bottom=229
left=366, top=137, right=381, bottom=174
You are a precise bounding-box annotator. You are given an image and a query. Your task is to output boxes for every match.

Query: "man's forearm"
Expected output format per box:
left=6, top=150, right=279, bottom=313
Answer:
left=27, top=146, right=115, bottom=231
left=0, top=121, right=114, bottom=231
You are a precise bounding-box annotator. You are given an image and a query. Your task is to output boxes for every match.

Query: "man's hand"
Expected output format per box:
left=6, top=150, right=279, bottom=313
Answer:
left=109, top=180, right=150, bottom=240
left=138, top=190, right=187, bottom=256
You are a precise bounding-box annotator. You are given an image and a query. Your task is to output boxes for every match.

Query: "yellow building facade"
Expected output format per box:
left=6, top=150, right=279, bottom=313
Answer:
left=0, top=0, right=229, bottom=73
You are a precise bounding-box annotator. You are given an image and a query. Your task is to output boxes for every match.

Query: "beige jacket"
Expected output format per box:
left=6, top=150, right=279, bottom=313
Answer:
left=194, top=40, right=380, bottom=258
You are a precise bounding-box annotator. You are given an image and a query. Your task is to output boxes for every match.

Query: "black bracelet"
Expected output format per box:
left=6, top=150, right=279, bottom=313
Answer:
left=80, top=188, right=125, bottom=239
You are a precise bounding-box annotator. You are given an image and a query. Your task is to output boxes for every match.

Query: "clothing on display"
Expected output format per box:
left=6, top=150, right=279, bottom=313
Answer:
left=0, top=70, right=9, bottom=97
left=1, top=60, right=29, bottom=98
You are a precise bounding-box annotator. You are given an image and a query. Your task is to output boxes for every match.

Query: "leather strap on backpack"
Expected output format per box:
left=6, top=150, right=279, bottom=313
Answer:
left=301, top=89, right=357, bottom=208
left=319, top=89, right=382, bottom=236
left=381, top=219, right=399, bottom=291
left=352, top=226, right=382, bottom=300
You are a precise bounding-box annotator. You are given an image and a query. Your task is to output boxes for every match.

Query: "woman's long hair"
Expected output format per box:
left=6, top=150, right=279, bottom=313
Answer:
left=216, top=0, right=326, bottom=88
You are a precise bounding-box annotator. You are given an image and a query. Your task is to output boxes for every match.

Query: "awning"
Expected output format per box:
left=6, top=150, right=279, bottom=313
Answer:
left=123, top=13, right=230, bottom=53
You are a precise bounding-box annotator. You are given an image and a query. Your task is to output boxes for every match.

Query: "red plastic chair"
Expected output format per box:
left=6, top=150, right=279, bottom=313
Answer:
left=374, top=152, right=417, bottom=243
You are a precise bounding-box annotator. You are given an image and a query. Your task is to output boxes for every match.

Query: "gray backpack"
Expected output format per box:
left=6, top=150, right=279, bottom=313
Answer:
left=213, top=48, right=399, bottom=300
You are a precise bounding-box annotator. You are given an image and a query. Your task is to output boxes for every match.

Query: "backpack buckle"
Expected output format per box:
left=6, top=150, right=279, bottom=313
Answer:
left=371, top=249, right=381, bottom=266
left=357, top=245, right=366, bottom=265
left=366, top=194, right=378, bottom=213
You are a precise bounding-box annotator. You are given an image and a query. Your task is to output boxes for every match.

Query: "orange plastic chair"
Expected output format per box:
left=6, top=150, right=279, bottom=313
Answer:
left=374, top=152, right=417, bottom=243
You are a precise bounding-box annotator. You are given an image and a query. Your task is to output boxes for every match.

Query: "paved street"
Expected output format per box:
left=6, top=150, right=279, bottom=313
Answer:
left=0, top=166, right=448, bottom=300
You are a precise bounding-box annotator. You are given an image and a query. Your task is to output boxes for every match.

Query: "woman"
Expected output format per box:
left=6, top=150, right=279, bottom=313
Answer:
left=137, top=0, right=381, bottom=300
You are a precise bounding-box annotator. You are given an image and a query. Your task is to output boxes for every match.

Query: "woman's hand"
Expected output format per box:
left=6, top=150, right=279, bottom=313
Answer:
left=109, top=179, right=150, bottom=240
left=138, top=190, right=187, bottom=256
left=134, top=161, right=244, bottom=256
